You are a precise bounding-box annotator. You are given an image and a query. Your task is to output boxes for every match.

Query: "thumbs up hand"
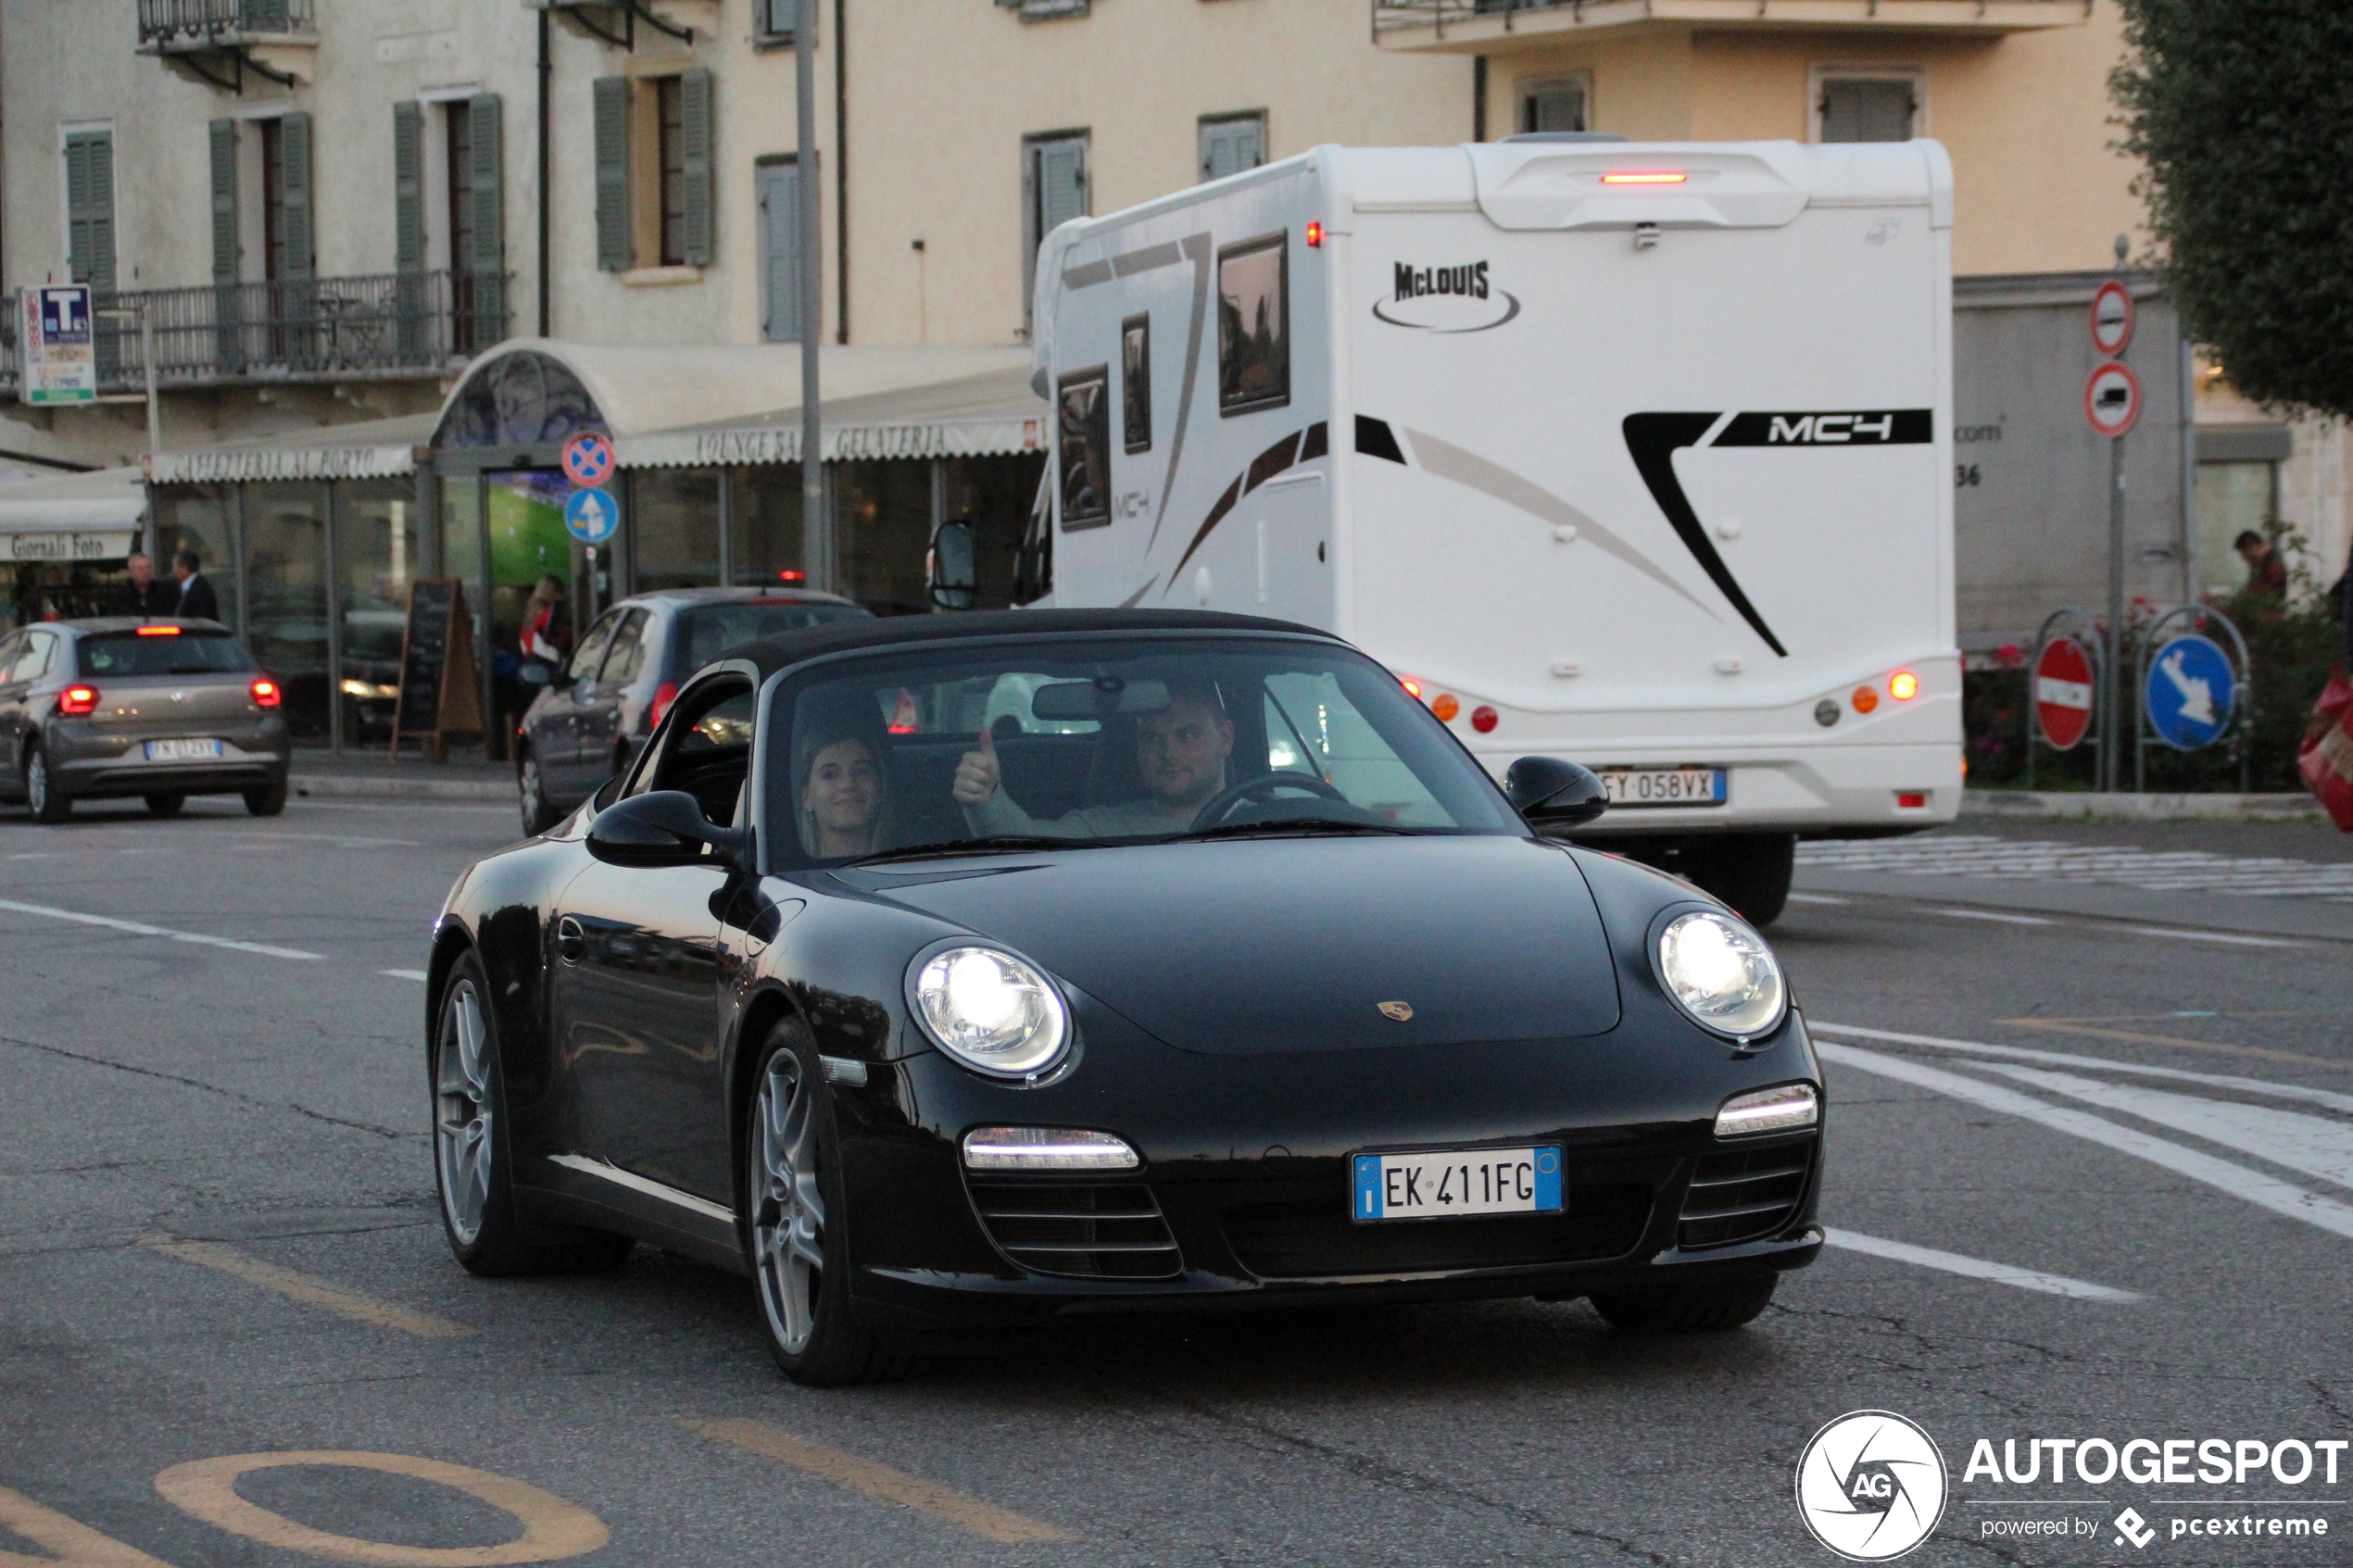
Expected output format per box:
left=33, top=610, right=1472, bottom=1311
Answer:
left=952, top=725, right=1001, bottom=806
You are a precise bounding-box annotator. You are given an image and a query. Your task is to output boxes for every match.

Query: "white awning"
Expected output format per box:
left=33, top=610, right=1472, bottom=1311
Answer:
left=0, top=467, right=146, bottom=562
left=146, top=412, right=435, bottom=484
left=622, top=365, right=1049, bottom=468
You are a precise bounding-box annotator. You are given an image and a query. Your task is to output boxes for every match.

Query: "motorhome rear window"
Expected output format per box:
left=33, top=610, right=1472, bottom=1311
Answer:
left=77, top=631, right=253, bottom=677
left=1058, top=365, right=1112, bottom=531
left=1217, top=232, right=1290, bottom=415
left=1122, top=314, right=1151, bottom=453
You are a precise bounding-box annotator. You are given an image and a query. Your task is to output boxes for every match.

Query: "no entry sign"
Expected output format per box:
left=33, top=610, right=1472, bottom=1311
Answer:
left=2084, top=361, right=2143, bottom=439
left=2034, top=636, right=2095, bottom=751
left=2089, top=279, right=2134, bottom=358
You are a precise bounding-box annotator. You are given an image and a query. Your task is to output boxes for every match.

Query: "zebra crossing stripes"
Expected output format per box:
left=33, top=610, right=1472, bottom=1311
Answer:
left=1793, top=834, right=2353, bottom=903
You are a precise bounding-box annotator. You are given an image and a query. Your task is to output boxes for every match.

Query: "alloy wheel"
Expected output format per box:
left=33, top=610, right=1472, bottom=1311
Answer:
left=435, top=980, right=494, bottom=1247
left=25, top=751, right=46, bottom=813
left=753, top=1052, right=825, bottom=1356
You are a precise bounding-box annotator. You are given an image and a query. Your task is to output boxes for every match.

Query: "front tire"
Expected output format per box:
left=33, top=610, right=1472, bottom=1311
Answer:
left=1589, top=1275, right=1779, bottom=1334
left=1681, top=833, right=1795, bottom=927
left=25, top=743, right=69, bottom=823
left=433, top=951, right=632, bottom=1276
left=518, top=745, right=560, bottom=836
left=744, top=1022, right=905, bottom=1385
left=245, top=779, right=288, bottom=817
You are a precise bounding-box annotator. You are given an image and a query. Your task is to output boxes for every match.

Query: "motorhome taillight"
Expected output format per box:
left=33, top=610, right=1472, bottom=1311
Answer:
left=1851, top=685, right=1880, bottom=715
left=1601, top=171, right=1687, bottom=185
left=1430, top=694, right=1460, bottom=721
left=58, top=685, right=99, bottom=715
left=250, top=678, right=282, bottom=708
left=1305, top=221, right=1324, bottom=248
left=1890, top=670, right=1919, bottom=701
left=1397, top=674, right=1424, bottom=700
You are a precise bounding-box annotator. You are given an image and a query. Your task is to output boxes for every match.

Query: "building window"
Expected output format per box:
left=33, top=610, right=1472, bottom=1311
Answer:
left=1023, top=132, right=1088, bottom=326
left=1217, top=232, right=1288, bottom=416
left=1817, top=73, right=1920, bottom=143
left=1198, top=112, right=1265, bottom=183
left=1122, top=314, right=1151, bottom=454
left=2196, top=459, right=2281, bottom=597
left=1518, top=75, right=1589, bottom=135
left=593, top=69, right=714, bottom=273
left=62, top=128, right=117, bottom=294
left=1058, top=365, right=1111, bottom=531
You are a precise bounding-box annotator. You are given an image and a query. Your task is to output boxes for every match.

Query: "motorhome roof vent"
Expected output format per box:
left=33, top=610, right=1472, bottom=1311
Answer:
left=1500, top=132, right=1629, bottom=144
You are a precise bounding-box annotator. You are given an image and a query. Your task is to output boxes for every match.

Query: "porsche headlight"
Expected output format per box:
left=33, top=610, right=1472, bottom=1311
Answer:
left=1656, top=910, right=1786, bottom=1041
left=909, top=945, right=1070, bottom=1078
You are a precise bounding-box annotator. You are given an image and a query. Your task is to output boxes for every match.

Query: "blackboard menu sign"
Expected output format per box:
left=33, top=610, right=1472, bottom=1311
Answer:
left=390, top=578, right=484, bottom=758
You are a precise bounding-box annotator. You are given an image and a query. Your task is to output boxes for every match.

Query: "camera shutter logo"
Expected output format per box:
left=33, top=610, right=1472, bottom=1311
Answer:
left=1794, top=1411, right=1948, bottom=1561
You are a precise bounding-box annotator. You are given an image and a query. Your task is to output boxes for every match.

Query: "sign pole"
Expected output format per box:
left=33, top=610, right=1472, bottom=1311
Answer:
left=796, top=0, right=827, bottom=593
left=2104, top=430, right=2125, bottom=793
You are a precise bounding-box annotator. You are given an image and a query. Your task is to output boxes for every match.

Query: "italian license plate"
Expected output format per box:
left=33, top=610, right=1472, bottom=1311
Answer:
left=1597, top=767, right=1727, bottom=808
left=145, top=738, right=222, bottom=761
left=1352, top=1146, right=1563, bottom=1223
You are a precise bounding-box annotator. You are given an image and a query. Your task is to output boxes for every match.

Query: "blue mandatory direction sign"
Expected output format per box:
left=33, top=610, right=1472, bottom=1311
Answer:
left=563, top=485, right=621, bottom=546
left=2145, top=633, right=2235, bottom=750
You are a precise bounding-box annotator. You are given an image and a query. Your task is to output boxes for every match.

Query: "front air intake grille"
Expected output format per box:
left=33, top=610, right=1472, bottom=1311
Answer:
left=1678, top=1140, right=1814, bottom=1249
left=967, top=1180, right=1183, bottom=1279
left=1225, top=1184, right=1653, bottom=1280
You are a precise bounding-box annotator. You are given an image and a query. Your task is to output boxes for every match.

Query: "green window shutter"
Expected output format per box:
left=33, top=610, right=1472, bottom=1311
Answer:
left=1199, top=118, right=1263, bottom=182
left=467, top=94, right=504, bottom=344
left=593, top=77, right=632, bottom=272
left=209, top=119, right=240, bottom=282
left=279, top=111, right=313, bottom=281
left=679, top=68, right=714, bottom=268
left=64, top=131, right=116, bottom=295
left=1038, top=139, right=1087, bottom=233
left=393, top=102, right=423, bottom=274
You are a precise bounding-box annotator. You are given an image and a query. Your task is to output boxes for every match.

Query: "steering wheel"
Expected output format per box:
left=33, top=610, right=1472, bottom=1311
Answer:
left=1188, top=772, right=1351, bottom=833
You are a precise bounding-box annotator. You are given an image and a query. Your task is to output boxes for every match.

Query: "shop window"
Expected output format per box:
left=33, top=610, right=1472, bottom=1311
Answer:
left=1057, top=366, right=1111, bottom=531
left=1022, top=132, right=1088, bottom=326
left=734, top=464, right=809, bottom=583
left=1198, top=112, right=1265, bottom=183
left=334, top=481, right=419, bottom=747
left=153, top=485, right=241, bottom=638
left=245, top=483, right=331, bottom=742
left=2195, top=460, right=2280, bottom=598
left=1817, top=74, right=1919, bottom=143
left=594, top=69, right=713, bottom=273
left=943, top=454, right=1049, bottom=611
left=631, top=468, right=723, bottom=591
left=1217, top=233, right=1289, bottom=416
left=836, top=460, right=934, bottom=616
left=1518, top=76, right=1589, bottom=135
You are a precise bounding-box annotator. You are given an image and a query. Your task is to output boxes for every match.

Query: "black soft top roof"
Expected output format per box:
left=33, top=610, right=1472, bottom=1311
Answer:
left=723, top=608, right=1341, bottom=679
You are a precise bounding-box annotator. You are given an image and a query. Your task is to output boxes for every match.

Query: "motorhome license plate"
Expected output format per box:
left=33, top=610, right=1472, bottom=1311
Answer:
left=1597, top=767, right=1726, bottom=807
left=145, top=738, right=222, bottom=761
left=1352, top=1146, right=1563, bottom=1223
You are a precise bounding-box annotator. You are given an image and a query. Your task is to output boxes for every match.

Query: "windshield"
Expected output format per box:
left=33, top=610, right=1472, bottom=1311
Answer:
left=679, top=601, right=868, bottom=673
left=769, top=635, right=1518, bottom=865
left=77, top=631, right=254, bottom=678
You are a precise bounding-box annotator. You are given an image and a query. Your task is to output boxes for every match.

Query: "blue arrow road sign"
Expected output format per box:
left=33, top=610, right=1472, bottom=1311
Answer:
left=564, top=486, right=621, bottom=546
left=2144, top=633, right=2235, bottom=750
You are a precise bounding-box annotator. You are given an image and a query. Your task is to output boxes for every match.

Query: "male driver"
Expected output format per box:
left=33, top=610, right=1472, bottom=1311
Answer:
left=952, top=680, right=1234, bottom=838
left=104, top=552, right=176, bottom=617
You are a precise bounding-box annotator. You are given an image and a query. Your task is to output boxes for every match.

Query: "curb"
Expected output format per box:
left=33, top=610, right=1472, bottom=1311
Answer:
left=290, top=772, right=512, bottom=805
left=1961, top=789, right=2328, bottom=824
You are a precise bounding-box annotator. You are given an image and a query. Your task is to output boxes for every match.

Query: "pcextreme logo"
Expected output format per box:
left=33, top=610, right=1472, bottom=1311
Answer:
left=1795, top=1411, right=1950, bottom=1562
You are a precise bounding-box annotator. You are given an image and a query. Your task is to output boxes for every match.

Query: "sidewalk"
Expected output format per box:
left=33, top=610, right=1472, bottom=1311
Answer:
left=288, top=748, right=513, bottom=805
left=1962, top=789, right=2327, bottom=824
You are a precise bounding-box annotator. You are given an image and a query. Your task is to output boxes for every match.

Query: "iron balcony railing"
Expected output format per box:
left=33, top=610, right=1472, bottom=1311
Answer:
left=1373, top=0, right=2064, bottom=30
left=138, top=0, right=314, bottom=44
left=0, top=271, right=506, bottom=393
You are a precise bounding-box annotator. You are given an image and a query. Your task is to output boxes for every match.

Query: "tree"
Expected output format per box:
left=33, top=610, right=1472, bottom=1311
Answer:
left=2112, top=0, right=2353, bottom=419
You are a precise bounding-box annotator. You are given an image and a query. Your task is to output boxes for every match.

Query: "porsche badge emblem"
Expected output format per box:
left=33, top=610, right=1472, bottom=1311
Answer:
left=1378, top=1000, right=1414, bottom=1022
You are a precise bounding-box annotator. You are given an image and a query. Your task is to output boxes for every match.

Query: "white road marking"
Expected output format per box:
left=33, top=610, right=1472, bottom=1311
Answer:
left=381, top=969, right=430, bottom=982
left=6, top=853, right=66, bottom=860
left=1797, top=834, right=2353, bottom=902
left=2124, top=926, right=2302, bottom=948
left=1784, top=892, right=1847, bottom=905
left=1821, top=1227, right=2143, bottom=1302
left=1815, top=1040, right=2353, bottom=1241
left=1976, top=1065, right=2353, bottom=1191
left=1809, top=1022, right=2353, bottom=1113
left=1928, top=908, right=2055, bottom=925
left=0, top=897, right=323, bottom=961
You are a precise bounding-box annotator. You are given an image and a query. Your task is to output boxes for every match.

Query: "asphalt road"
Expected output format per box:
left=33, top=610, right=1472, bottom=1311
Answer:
left=4, top=795, right=2350, bottom=1567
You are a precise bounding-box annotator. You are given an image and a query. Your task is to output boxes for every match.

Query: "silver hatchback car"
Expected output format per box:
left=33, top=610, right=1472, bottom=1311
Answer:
left=0, top=619, right=292, bottom=822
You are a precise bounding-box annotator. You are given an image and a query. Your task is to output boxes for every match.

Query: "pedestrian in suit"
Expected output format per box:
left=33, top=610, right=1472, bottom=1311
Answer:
left=104, top=552, right=178, bottom=617
left=170, top=547, right=220, bottom=622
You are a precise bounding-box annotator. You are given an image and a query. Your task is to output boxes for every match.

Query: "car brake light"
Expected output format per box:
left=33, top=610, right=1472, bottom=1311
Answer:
left=250, top=678, right=281, bottom=708
left=1305, top=220, right=1324, bottom=248
left=58, top=684, right=99, bottom=715
left=777, top=569, right=806, bottom=583
left=650, top=681, right=678, bottom=728
left=1890, top=670, right=1919, bottom=701
left=135, top=624, right=182, bottom=636
left=1602, top=171, right=1688, bottom=184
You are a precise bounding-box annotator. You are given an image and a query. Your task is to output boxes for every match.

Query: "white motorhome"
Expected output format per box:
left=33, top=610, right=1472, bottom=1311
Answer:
left=1013, top=137, right=1962, bottom=922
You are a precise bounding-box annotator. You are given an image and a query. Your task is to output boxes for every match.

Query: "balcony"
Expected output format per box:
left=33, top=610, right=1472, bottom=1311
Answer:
left=0, top=271, right=505, bottom=395
left=1373, top=0, right=2087, bottom=52
left=137, top=0, right=318, bottom=90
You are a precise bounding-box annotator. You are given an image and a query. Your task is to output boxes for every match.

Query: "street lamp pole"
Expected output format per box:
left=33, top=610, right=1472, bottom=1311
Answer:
left=796, top=0, right=827, bottom=592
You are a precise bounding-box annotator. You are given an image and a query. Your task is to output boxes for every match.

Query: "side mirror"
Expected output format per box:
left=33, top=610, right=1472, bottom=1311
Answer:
left=1505, top=756, right=1607, bottom=828
left=519, top=662, right=551, bottom=687
left=586, top=789, right=752, bottom=871
left=928, top=518, right=977, bottom=610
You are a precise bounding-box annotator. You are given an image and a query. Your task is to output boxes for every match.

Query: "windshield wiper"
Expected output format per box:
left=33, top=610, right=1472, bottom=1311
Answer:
left=1182, top=818, right=1414, bottom=842
left=843, top=834, right=1088, bottom=866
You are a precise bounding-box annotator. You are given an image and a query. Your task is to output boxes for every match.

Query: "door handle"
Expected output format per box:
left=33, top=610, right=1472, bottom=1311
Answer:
left=556, top=915, right=585, bottom=963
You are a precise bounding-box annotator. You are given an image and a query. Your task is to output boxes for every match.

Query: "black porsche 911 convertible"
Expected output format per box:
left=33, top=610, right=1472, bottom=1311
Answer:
left=427, top=609, right=1823, bottom=1384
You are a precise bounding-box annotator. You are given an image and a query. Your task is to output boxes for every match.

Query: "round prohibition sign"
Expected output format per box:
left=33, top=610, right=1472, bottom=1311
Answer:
left=154, top=1451, right=610, bottom=1566
left=559, top=433, right=615, bottom=488
left=2089, top=278, right=2135, bottom=357
left=2084, top=360, right=2143, bottom=439
left=2033, top=634, right=2096, bottom=752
